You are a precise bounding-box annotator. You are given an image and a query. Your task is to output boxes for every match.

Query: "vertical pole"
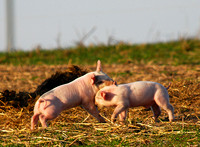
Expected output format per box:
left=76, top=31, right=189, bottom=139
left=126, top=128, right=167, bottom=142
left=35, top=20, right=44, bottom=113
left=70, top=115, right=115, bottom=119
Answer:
left=6, top=0, right=15, bottom=52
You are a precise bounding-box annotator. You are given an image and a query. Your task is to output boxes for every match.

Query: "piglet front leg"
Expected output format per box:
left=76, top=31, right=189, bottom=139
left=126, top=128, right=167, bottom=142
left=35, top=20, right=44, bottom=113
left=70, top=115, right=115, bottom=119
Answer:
left=83, top=103, right=106, bottom=123
left=118, top=110, right=128, bottom=125
left=111, top=104, right=128, bottom=123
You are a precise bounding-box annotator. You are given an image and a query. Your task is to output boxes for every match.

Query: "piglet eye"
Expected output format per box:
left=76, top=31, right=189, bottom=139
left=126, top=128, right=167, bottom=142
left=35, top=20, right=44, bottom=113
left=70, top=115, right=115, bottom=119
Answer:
left=97, top=81, right=103, bottom=84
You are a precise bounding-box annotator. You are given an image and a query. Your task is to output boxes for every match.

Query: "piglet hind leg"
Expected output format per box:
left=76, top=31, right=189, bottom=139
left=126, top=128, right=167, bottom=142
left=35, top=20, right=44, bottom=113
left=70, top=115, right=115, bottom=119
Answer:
left=150, top=103, right=161, bottom=121
left=154, top=95, right=175, bottom=122
left=31, top=114, right=39, bottom=130
left=39, top=114, right=48, bottom=128
left=164, top=103, right=175, bottom=122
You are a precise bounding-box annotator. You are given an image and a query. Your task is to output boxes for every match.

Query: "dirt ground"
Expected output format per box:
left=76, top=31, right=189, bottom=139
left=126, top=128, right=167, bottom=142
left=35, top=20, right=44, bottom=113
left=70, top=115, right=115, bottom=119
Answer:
left=0, top=63, right=199, bottom=145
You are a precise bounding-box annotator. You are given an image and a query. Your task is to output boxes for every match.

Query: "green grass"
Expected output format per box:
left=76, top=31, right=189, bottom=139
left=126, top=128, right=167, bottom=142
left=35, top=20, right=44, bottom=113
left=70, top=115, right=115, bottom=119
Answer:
left=0, top=39, right=200, bottom=65
left=2, top=122, right=198, bottom=146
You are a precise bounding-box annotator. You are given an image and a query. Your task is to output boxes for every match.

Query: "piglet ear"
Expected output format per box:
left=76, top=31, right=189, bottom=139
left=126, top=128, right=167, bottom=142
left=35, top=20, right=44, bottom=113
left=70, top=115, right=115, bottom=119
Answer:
left=100, top=91, right=107, bottom=99
left=96, top=60, right=102, bottom=72
left=91, top=74, right=95, bottom=85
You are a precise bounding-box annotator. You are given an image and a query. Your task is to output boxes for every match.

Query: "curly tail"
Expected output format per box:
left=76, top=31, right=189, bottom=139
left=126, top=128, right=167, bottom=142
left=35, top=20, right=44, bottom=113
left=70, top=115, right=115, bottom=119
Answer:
left=165, top=82, right=172, bottom=90
left=38, top=98, right=47, bottom=110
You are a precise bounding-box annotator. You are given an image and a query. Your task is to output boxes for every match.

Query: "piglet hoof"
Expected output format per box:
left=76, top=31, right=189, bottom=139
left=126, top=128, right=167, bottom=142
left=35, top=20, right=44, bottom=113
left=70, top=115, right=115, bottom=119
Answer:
left=119, top=121, right=125, bottom=125
left=169, top=118, right=175, bottom=123
left=111, top=118, right=116, bottom=124
left=152, top=117, right=159, bottom=123
left=99, top=119, right=106, bottom=123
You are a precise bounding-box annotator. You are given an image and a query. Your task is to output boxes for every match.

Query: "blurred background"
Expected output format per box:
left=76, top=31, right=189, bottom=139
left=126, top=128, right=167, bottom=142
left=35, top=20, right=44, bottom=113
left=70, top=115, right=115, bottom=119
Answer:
left=0, top=0, right=200, bottom=51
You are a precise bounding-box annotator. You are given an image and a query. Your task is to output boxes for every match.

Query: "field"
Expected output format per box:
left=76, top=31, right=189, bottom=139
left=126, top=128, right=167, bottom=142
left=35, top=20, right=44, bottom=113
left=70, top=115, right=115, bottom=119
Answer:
left=0, top=39, right=200, bottom=146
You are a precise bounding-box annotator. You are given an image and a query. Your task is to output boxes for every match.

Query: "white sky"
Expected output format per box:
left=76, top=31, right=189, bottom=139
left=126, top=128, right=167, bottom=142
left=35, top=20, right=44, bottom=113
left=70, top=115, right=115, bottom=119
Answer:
left=0, top=0, right=200, bottom=51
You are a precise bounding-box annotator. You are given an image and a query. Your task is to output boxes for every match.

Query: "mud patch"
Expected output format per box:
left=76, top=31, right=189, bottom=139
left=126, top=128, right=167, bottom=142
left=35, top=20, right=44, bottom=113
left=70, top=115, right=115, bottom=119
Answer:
left=0, top=65, right=88, bottom=109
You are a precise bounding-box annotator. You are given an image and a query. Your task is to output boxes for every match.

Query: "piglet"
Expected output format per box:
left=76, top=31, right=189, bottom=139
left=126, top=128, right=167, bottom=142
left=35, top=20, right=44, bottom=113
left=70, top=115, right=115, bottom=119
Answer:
left=95, top=81, right=175, bottom=123
left=31, top=60, right=113, bottom=130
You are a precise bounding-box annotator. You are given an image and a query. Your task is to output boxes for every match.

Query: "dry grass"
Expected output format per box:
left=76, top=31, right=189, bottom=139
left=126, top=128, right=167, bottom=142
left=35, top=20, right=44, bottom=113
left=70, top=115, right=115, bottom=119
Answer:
left=0, top=63, right=199, bottom=146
